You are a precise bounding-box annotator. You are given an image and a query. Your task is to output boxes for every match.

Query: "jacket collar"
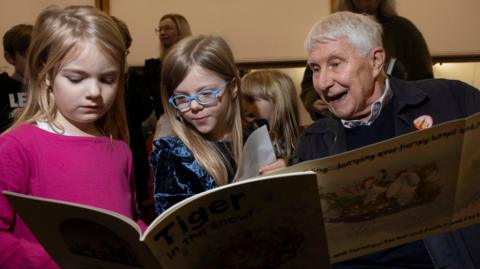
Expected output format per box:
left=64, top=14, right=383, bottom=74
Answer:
left=341, top=78, right=394, bottom=128
left=389, top=77, right=429, bottom=112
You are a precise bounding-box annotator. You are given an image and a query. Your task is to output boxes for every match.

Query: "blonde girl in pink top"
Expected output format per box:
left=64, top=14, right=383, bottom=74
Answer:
left=0, top=5, right=142, bottom=268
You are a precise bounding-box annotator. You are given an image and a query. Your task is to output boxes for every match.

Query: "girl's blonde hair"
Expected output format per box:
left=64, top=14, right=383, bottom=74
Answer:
left=161, top=35, right=243, bottom=185
left=10, top=5, right=128, bottom=142
left=159, top=14, right=192, bottom=60
left=241, top=70, right=300, bottom=161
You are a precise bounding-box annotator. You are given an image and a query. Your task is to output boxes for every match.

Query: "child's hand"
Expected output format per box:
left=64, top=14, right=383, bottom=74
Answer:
left=259, top=159, right=286, bottom=175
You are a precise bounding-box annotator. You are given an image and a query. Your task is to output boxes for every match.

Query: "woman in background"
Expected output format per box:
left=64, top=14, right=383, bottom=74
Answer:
left=144, top=14, right=192, bottom=118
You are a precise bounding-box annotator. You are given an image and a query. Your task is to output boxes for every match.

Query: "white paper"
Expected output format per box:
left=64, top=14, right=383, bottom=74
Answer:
left=234, top=125, right=277, bottom=181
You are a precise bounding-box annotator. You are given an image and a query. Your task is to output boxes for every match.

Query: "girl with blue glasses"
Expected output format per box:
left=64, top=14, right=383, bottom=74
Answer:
left=150, top=35, right=285, bottom=215
left=168, top=80, right=229, bottom=112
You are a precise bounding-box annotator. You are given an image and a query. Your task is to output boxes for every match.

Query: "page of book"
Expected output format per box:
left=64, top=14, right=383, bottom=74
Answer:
left=282, top=112, right=480, bottom=262
left=4, top=192, right=159, bottom=269
left=141, top=172, right=330, bottom=268
left=4, top=171, right=331, bottom=269
left=454, top=112, right=480, bottom=228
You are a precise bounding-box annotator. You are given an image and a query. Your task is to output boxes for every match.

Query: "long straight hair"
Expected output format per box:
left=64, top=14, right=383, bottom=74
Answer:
left=161, top=35, right=243, bottom=185
left=241, top=70, right=300, bottom=162
left=9, top=5, right=128, bottom=142
left=159, top=14, right=192, bottom=60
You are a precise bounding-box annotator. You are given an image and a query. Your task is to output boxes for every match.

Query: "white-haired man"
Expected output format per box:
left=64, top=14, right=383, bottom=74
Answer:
left=296, top=11, right=480, bottom=268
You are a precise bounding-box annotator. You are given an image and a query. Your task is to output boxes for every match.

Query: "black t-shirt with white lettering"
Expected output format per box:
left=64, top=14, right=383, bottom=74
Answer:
left=0, top=72, right=26, bottom=133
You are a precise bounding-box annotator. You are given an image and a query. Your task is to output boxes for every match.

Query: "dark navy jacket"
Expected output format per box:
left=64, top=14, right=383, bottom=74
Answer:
left=297, top=77, right=480, bottom=269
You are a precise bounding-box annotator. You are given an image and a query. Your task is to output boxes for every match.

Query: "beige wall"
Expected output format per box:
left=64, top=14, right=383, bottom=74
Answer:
left=433, top=62, right=480, bottom=88
left=396, top=0, right=480, bottom=57
left=111, top=0, right=480, bottom=66
left=1, top=0, right=480, bottom=71
left=110, top=0, right=330, bottom=66
left=0, top=0, right=94, bottom=73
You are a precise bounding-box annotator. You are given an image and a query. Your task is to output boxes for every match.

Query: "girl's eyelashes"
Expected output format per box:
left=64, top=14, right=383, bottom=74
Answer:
left=99, top=71, right=120, bottom=85
left=64, top=74, right=118, bottom=85
left=66, top=76, right=83, bottom=84
left=99, top=75, right=117, bottom=85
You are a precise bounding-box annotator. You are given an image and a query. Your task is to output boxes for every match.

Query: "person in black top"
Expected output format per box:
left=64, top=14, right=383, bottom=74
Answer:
left=297, top=11, right=480, bottom=268
left=112, top=16, right=154, bottom=211
left=144, top=14, right=192, bottom=118
left=0, top=24, right=32, bottom=133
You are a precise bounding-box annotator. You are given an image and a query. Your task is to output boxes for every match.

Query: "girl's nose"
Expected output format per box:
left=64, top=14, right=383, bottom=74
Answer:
left=189, top=99, right=203, bottom=111
left=86, top=81, right=101, bottom=99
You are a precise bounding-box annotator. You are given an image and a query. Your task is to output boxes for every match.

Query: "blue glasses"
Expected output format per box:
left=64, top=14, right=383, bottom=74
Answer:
left=168, top=81, right=229, bottom=112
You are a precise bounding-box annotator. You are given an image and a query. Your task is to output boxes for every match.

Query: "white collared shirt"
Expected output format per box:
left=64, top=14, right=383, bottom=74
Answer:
left=341, top=79, right=393, bottom=129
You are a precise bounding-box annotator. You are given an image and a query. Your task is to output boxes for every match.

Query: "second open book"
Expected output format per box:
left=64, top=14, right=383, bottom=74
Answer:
left=281, top=111, right=480, bottom=261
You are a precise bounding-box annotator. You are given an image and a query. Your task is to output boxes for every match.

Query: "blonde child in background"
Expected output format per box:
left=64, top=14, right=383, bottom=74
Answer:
left=151, top=35, right=285, bottom=215
left=0, top=6, right=143, bottom=269
left=241, top=70, right=301, bottom=164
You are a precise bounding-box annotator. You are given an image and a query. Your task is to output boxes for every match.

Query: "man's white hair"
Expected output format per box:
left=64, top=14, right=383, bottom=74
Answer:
left=304, top=11, right=383, bottom=55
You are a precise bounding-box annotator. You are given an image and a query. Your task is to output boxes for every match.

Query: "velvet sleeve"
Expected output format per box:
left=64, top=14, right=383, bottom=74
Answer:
left=150, top=137, right=216, bottom=215
left=0, top=134, right=59, bottom=269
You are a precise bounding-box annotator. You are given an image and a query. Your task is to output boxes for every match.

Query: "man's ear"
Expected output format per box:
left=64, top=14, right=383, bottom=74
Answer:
left=4, top=51, right=15, bottom=65
left=370, top=47, right=386, bottom=77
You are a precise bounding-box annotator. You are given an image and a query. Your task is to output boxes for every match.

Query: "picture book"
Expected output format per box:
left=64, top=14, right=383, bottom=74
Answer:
left=4, top=171, right=330, bottom=269
left=282, top=112, right=480, bottom=262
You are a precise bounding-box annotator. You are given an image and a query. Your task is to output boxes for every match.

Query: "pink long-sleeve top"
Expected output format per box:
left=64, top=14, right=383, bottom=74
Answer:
left=0, top=124, right=141, bottom=269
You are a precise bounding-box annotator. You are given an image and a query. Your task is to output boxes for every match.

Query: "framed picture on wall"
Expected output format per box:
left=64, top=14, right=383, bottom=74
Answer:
left=331, top=0, right=337, bottom=12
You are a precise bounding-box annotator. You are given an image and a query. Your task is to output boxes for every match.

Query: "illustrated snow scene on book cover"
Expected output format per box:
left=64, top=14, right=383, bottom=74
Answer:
left=282, top=112, right=480, bottom=262
left=453, top=112, right=480, bottom=228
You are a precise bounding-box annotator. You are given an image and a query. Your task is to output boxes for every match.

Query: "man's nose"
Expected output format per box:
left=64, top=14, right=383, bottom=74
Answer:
left=314, top=70, right=334, bottom=93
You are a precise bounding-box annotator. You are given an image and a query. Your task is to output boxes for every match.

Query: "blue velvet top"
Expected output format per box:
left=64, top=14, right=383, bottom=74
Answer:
left=151, top=136, right=229, bottom=215
left=151, top=120, right=266, bottom=215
